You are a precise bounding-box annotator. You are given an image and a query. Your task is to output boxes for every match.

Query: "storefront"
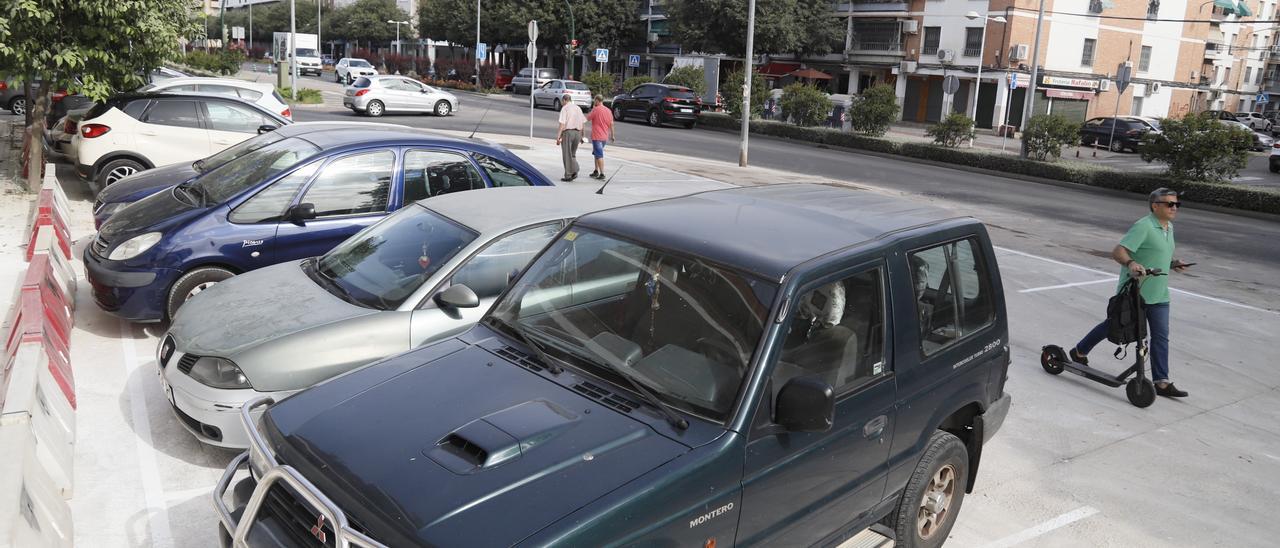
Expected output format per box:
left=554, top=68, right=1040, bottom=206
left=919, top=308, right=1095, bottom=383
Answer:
left=1032, top=75, right=1097, bottom=123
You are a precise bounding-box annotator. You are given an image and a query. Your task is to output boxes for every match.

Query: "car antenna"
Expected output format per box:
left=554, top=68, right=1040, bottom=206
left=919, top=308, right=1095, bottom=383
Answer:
left=468, top=97, right=493, bottom=140
left=595, top=166, right=623, bottom=194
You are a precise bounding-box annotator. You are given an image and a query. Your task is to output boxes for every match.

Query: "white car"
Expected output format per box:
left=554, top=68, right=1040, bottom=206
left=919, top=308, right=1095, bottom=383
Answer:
left=73, top=92, right=290, bottom=186
left=137, top=77, right=292, bottom=120
left=531, top=79, right=593, bottom=109
left=1235, top=111, right=1272, bottom=131
left=335, top=57, right=378, bottom=84
left=343, top=75, right=459, bottom=117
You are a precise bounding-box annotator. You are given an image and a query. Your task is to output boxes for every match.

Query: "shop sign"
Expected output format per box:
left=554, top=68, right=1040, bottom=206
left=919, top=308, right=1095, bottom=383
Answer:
left=1041, top=75, right=1099, bottom=89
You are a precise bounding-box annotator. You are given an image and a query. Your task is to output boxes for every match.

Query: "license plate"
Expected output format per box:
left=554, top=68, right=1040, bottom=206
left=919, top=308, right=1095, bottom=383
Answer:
left=680, top=108, right=692, bottom=113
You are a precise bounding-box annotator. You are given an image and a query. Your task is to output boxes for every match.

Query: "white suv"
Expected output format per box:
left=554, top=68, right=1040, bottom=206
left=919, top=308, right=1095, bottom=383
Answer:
left=73, top=93, right=290, bottom=187
left=138, top=77, right=292, bottom=120
left=335, top=58, right=378, bottom=84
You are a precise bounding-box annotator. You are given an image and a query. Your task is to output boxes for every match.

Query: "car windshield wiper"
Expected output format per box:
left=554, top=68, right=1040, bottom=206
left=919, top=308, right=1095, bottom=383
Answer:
left=486, top=316, right=563, bottom=374
left=309, top=259, right=361, bottom=306
left=582, top=345, right=690, bottom=431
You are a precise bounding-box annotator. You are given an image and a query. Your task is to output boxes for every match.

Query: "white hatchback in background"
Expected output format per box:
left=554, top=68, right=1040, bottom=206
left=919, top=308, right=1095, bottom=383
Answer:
left=73, top=92, right=291, bottom=186
left=335, top=58, right=378, bottom=84
left=531, top=79, right=593, bottom=109
left=138, top=77, right=292, bottom=120
left=343, top=75, right=459, bottom=117
left=1236, top=111, right=1272, bottom=132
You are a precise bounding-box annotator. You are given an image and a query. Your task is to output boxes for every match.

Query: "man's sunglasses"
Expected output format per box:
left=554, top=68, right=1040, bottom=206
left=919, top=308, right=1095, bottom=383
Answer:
left=1152, top=201, right=1182, bottom=208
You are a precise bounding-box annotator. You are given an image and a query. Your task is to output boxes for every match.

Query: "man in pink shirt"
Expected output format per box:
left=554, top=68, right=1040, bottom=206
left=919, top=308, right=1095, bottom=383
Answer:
left=555, top=93, right=587, bottom=181
left=585, top=95, right=616, bottom=180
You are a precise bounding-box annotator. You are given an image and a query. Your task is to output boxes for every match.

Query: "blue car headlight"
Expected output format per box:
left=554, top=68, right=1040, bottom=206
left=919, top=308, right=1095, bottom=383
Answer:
left=108, top=231, right=162, bottom=261
left=188, top=357, right=253, bottom=389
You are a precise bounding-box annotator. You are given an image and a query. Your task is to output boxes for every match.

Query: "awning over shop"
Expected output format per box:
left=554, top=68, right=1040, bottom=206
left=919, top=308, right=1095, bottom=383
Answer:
left=789, top=68, right=833, bottom=80
left=758, top=62, right=801, bottom=78
left=1045, top=89, right=1096, bottom=100
left=1235, top=1, right=1253, bottom=16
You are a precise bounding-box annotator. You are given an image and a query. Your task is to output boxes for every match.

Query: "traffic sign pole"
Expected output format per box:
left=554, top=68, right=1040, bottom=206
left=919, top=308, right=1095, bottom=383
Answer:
left=528, top=21, right=538, bottom=144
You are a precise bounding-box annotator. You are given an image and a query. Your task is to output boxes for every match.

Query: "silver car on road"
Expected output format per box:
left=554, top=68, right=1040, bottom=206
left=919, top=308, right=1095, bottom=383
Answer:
left=157, top=187, right=652, bottom=448
left=344, top=75, right=459, bottom=117
left=532, top=79, right=593, bottom=109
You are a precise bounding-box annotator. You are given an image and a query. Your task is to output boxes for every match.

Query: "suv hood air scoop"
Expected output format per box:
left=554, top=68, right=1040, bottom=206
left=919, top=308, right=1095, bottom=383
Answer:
left=425, top=400, right=578, bottom=474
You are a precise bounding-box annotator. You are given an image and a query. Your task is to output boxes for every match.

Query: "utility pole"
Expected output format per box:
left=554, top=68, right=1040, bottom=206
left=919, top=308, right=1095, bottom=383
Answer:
left=565, top=0, right=575, bottom=79
left=317, top=0, right=322, bottom=58
left=1019, top=0, right=1046, bottom=159
left=476, top=0, right=482, bottom=84
left=249, top=2, right=254, bottom=52
left=290, top=0, right=298, bottom=100
left=739, top=0, right=757, bottom=167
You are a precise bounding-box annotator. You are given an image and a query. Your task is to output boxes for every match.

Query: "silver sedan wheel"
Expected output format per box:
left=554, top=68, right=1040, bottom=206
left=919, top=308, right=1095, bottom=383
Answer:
left=435, top=100, right=452, bottom=116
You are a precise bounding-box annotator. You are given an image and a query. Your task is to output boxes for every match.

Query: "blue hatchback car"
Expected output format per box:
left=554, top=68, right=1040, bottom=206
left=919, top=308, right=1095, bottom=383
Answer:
left=84, top=127, right=553, bottom=322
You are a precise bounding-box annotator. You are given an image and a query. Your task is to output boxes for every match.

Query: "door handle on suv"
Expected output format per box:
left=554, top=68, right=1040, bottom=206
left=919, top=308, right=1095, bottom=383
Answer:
left=863, top=415, right=887, bottom=439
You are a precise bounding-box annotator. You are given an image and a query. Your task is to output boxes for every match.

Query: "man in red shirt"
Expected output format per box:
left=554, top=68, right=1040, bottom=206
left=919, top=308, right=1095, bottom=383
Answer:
left=585, top=95, right=616, bottom=180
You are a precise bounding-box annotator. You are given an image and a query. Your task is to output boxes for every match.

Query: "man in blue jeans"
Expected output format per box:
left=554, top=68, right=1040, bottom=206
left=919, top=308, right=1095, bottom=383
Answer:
left=1071, top=188, right=1193, bottom=398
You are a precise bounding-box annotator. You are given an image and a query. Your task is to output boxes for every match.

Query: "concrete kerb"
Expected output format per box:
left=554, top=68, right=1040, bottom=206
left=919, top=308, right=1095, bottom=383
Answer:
left=696, top=124, right=1280, bottom=223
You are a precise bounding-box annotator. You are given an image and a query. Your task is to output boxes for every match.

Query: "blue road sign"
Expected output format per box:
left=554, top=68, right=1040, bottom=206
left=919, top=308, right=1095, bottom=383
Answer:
left=1009, top=73, right=1018, bottom=89
left=595, top=48, right=609, bottom=63
left=628, top=54, right=640, bottom=68
left=1258, top=92, right=1270, bottom=104
left=476, top=42, right=487, bottom=59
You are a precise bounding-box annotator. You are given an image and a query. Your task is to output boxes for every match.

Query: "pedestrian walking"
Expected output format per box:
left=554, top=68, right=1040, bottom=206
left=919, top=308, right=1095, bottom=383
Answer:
left=555, top=92, right=587, bottom=182
left=585, top=95, right=615, bottom=180
left=1069, top=188, right=1193, bottom=398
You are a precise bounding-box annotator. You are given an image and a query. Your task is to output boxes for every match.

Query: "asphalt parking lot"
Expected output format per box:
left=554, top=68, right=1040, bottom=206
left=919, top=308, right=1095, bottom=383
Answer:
left=12, top=121, right=1280, bottom=547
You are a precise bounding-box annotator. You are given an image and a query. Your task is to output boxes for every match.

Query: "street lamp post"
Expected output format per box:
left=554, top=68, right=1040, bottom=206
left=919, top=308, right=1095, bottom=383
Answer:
left=1019, top=0, right=1046, bottom=159
left=475, top=0, right=482, bottom=85
left=564, top=0, right=575, bottom=79
left=965, top=11, right=1006, bottom=147
left=388, top=19, right=410, bottom=55
left=290, top=0, right=297, bottom=101
left=739, top=0, right=757, bottom=167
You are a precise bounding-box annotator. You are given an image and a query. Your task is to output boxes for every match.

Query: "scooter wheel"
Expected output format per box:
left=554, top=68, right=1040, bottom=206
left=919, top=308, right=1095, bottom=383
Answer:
left=1126, top=378, right=1156, bottom=408
left=1040, top=348, right=1064, bottom=375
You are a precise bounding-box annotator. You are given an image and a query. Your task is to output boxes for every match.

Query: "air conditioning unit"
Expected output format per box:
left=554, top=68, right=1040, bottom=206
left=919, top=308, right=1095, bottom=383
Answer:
left=1009, top=44, right=1029, bottom=61
left=901, top=60, right=918, bottom=74
left=937, top=49, right=955, bottom=63
left=1098, top=79, right=1111, bottom=92
left=902, top=20, right=919, bottom=34
left=1149, top=82, right=1162, bottom=95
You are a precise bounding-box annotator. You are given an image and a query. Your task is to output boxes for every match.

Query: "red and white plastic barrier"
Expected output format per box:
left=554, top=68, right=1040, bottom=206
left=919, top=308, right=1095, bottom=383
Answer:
left=0, top=163, right=77, bottom=547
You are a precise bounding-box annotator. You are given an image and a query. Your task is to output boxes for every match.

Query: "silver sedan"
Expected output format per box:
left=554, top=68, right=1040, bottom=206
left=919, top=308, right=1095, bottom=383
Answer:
left=156, top=187, right=652, bottom=449
left=343, top=75, right=458, bottom=117
left=532, top=79, right=593, bottom=110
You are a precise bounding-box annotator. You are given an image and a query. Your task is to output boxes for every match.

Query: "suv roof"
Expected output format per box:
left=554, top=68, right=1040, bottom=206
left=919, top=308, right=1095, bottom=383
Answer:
left=84, top=92, right=288, bottom=122
left=576, top=184, right=961, bottom=281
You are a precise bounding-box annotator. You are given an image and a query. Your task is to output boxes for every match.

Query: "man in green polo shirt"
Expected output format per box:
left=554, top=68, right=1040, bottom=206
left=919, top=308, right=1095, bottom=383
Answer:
left=1069, top=188, right=1193, bottom=398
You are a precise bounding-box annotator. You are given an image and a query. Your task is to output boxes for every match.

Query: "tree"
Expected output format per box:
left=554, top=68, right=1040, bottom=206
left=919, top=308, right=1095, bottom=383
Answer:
left=665, top=0, right=843, bottom=57
left=722, top=67, right=768, bottom=118
left=1021, top=114, right=1081, bottom=161
left=780, top=83, right=830, bottom=127
left=926, top=113, right=976, bottom=147
left=663, top=65, right=706, bottom=96
left=848, top=84, right=898, bottom=136
left=332, top=0, right=412, bottom=45
left=1140, top=114, right=1254, bottom=182
left=0, top=0, right=195, bottom=188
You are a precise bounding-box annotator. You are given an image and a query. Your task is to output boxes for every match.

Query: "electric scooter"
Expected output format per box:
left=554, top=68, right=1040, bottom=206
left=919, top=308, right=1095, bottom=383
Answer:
left=1040, top=269, right=1165, bottom=408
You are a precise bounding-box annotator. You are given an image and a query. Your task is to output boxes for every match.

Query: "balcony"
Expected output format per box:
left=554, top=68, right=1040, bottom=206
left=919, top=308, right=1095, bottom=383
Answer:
left=1204, top=42, right=1226, bottom=59
left=963, top=47, right=981, bottom=57
left=850, top=41, right=905, bottom=55
left=832, top=1, right=908, bottom=14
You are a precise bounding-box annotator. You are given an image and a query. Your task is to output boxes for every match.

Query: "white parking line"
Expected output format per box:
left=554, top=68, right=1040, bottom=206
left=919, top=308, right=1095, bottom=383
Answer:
left=1018, top=279, right=1114, bottom=293
left=994, top=246, right=1279, bottom=316
left=120, top=324, right=174, bottom=548
left=984, top=506, right=1100, bottom=548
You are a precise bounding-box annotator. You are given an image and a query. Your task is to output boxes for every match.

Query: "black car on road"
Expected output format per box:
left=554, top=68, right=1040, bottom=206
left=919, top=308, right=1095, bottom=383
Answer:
left=1079, top=116, right=1159, bottom=152
left=611, top=83, right=702, bottom=128
left=215, top=183, right=1011, bottom=548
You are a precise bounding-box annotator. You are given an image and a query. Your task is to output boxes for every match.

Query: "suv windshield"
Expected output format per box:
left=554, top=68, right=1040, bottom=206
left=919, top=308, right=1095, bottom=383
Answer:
left=350, top=59, right=373, bottom=68
left=487, top=228, right=776, bottom=422
left=315, top=205, right=477, bottom=309
left=195, top=137, right=321, bottom=203
left=195, top=131, right=285, bottom=173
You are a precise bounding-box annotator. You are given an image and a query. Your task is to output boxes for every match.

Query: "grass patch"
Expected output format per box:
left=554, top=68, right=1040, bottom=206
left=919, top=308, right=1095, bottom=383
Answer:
left=276, top=87, right=323, bottom=104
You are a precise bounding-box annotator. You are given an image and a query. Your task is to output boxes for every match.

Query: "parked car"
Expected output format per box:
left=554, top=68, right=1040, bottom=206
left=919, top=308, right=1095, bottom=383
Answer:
left=335, top=57, right=378, bottom=84
left=1202, top=109, right=1240, bottom=121
left=495, top=67, right=514, bottom=90
left=611, top=83, right=702, bottom=128
left=72, top=92, right=291, bottom=187
left=1079, top=116, right=1159, bottom=152
left=84, top=127, right=553, bottom=322
left=1219, top=119, right=1272, bottom=151
left=1269, top=140, right=1280, bottom=173
left=344, top=75, right=459, bottom=117
left=91, top=122, right=409, bottom=228
left=511, top=67, right=561, bottom=95
left=160, top=187, right=650, bottom=448
left=137, top=77, right=292, bottom=120
left=215, top=183, right=1011, bottom=547
left=150, top=67, right=190, bottom=81
left=1, top=76, right=73, bottom=116
left=531, top=79, right=592, bottom=109
left=321, top=54, right=335, bottom=67
left=1236, top=111, right=1272, bottom=131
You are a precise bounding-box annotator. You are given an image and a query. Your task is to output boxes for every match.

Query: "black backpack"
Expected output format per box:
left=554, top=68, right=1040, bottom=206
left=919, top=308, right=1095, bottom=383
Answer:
left=1106, top=277, right=1147, bottom=347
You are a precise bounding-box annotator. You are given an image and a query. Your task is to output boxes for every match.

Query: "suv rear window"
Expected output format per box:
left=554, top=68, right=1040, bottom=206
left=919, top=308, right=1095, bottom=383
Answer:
left=668, top=88, right=697, bottom=100
left=538, top=69, right=559, bottom=79
left=353, top=77, right=372, bottom=88
left=909, top=237, right=995, bottom=356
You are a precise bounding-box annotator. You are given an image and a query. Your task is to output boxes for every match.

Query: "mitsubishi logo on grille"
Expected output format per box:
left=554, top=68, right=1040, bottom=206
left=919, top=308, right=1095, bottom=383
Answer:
left=309, top=514, right=327, bottom=543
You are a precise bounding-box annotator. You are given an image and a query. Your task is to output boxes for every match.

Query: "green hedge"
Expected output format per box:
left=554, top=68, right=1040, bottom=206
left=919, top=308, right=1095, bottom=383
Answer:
left=696, top=113, right=1280, bottom=215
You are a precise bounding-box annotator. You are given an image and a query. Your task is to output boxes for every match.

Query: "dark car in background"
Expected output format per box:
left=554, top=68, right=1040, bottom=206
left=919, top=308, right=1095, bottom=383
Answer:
left=1079, top=116, right=1160, bottom=152
left=84, top=127, right=553, bottom=322
left=611, top=83, right=702, bottom=129
left=216, top=184, right=1011, bottom=548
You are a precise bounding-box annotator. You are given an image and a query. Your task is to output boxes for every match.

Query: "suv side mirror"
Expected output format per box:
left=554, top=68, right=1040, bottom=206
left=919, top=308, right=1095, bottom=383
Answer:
left=257, top=124, right=277, bottom=134
left=435, top=284, right=480, bottom=309
left=775, top=376, right=834, bottom=433
left=289, top=202, right=317, bottom=223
